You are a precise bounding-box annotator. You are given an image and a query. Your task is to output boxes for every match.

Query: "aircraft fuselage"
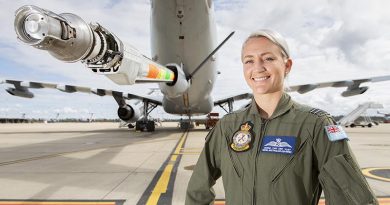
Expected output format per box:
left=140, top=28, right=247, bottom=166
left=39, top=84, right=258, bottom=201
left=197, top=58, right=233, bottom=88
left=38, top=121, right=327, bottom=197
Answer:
left=151, top=0, right=217, bottom=115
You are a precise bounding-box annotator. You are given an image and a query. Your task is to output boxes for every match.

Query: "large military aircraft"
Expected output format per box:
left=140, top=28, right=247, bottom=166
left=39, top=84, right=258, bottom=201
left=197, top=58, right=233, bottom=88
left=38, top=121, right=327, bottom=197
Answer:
left=2, top=0, right=390, bottom=131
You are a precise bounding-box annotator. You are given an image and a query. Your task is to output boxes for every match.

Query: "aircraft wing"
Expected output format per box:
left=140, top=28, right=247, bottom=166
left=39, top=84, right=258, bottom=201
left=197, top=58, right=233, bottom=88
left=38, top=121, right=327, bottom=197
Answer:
left=0, top=79, right=162, bottom=106
left=213, top=93, right=252, bottom=113
left=289, top=75, right=390, bottom=97
left=212, top=75, right=390, bottom=113
left=214, top=93, right=253, bottom=106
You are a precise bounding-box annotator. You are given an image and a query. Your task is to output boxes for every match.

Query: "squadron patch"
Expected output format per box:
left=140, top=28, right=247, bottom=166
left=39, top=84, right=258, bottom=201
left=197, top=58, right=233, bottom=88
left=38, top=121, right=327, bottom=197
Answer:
left=230, top=121, right=254, bottom=152
left=260, top=136, right=297, bottom=155
left=325, top=125, right=349, bottom=141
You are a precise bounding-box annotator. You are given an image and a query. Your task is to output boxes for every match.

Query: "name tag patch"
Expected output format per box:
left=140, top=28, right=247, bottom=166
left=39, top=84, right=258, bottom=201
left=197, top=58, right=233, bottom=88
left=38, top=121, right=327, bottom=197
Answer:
left=261, top=136, right=296, bottom=155
left=325, top=125, right=349, bottom=141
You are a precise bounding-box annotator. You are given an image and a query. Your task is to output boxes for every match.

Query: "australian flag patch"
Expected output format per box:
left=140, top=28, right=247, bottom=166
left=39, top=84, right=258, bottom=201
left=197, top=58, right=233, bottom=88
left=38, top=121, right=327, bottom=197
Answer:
left=260, top=136, right=297, bottom=155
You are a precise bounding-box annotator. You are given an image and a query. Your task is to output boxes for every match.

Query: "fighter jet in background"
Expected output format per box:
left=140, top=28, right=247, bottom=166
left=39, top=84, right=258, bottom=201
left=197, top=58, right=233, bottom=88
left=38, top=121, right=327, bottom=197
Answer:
left=2, top=0, right=390, bottom=131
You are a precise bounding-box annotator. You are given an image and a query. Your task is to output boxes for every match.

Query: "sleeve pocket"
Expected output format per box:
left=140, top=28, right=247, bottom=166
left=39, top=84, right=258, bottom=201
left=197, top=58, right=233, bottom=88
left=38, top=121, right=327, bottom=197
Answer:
left=318, top=154, right=378, bottom=205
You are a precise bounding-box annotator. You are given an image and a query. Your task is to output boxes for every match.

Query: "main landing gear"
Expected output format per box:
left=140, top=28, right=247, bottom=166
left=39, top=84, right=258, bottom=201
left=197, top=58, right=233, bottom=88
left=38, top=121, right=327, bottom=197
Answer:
left=135, top=120, right=155, bottom=132
left=135, top=100, right=157, bottom=132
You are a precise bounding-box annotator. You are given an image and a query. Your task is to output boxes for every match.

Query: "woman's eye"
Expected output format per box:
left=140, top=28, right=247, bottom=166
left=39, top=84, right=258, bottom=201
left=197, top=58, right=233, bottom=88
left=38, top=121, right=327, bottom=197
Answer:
left=244, top=60, right=253, bottom=64
left=264, top=57, right=275, bottom=62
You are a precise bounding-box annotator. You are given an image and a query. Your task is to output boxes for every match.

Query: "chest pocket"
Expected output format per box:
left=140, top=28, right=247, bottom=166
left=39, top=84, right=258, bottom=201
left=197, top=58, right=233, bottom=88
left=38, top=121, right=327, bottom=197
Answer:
left=270, top=134, right=309, bottom=183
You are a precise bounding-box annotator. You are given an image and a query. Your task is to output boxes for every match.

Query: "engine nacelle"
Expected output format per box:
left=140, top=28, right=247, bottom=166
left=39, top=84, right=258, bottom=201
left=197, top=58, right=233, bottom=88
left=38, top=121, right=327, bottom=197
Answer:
left=6, top=88, right=34, bottom=98
left=341, top=86, right=369, bottom=97
left=117, top=104, right=141, bottom=122
left=159, top=63, right=189, bottom=98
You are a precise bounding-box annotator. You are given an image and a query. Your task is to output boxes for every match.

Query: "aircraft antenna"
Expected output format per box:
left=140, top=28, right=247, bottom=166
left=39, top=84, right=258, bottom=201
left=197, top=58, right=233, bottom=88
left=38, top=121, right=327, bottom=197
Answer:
left=187, top=31, right=235, bottom=81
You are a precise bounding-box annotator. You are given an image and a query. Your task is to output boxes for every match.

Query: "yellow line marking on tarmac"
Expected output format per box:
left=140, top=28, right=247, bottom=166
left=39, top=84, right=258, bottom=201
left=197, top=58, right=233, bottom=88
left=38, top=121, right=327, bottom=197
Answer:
left=145, top=131, right=188, bottom=205
left=174, top=135, right=187, bottom=155
left=146, top=163, right=174, bottom=204
left=362, top=167, right=390, bottom=182
left=171, top=155, right=178, bottom=162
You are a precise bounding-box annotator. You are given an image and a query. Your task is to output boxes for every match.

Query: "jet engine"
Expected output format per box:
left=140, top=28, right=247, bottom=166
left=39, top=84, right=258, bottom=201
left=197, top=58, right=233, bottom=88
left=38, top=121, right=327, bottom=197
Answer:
left=6, top=87, right=34, bottom=98
left=159, top=63, right=189, bottom=98
left=117, top=104, right=141, bottom=122
left=341, top=86, right=369, bottom=97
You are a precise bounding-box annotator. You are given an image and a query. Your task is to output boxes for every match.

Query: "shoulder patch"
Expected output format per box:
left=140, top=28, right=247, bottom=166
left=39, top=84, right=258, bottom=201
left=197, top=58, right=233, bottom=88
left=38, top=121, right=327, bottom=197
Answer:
left=309, top=108, right=330, bottom=117
left=325, top=125, right=349, bottom=141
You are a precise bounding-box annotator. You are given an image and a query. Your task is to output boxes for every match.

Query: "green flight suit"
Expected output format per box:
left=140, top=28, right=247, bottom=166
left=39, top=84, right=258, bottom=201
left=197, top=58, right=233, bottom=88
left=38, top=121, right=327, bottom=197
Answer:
left=186, top=93, right=378, bottom=205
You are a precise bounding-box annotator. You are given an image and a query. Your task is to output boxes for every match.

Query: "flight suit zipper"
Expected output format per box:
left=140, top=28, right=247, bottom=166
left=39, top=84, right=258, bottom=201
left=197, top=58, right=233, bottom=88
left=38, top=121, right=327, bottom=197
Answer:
left=252, top=119, right=269, bottom=205
left=271, top=138, right=308, bottom=183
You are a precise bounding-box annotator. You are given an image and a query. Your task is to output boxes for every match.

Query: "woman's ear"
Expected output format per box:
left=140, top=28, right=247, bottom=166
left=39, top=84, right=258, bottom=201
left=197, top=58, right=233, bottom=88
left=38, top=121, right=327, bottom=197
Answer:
left=284, top=59, right=292, bottom=76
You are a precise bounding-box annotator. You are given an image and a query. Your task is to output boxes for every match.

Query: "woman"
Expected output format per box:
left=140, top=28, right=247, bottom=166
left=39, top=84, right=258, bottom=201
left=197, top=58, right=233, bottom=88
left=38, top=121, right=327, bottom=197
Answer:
left=185, top=29, right=377, bottom=205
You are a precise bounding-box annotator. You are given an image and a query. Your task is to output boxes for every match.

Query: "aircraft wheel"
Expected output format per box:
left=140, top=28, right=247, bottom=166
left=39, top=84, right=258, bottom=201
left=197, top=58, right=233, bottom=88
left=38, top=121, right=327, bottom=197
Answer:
left=136, top=121, right=147, bottom=131
left=180, top=122, right=190, bottom=130
left=368, top=123, right=372, bottom=128
left=135, top=122, right=141, bottom=131
left=147, top=120, right=155, bottom=132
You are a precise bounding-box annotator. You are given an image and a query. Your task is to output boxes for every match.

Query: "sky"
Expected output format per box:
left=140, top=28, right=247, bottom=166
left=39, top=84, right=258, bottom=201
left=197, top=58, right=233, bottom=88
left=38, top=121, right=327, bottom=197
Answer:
left=0, top=0, right=390, bottom=120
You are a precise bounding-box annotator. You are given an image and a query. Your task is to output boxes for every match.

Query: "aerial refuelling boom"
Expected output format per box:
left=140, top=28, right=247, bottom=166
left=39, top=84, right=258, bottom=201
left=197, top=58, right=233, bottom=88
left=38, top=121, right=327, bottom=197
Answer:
left=14, top=5, right=190, bottom=98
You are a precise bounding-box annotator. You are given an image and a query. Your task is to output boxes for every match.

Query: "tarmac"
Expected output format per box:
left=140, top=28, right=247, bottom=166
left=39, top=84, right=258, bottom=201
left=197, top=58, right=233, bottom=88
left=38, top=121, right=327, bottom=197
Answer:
left=0, top=122, right=389, bottom=205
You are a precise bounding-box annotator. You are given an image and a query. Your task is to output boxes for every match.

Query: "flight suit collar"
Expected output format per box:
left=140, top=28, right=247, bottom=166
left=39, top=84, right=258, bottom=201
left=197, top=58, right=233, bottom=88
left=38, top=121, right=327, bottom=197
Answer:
left=249, top=92, right=293, bottom=119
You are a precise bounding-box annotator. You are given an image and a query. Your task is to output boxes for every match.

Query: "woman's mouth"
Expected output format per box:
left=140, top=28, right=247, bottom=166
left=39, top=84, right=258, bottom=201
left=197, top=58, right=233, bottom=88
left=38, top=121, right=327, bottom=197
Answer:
left=252, top=76, right=270, bottom=82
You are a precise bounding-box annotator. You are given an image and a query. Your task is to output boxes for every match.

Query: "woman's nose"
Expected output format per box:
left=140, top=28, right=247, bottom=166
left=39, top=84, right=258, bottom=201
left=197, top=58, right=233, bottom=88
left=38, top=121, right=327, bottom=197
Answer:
left=253, top=60, right=266, bottom=71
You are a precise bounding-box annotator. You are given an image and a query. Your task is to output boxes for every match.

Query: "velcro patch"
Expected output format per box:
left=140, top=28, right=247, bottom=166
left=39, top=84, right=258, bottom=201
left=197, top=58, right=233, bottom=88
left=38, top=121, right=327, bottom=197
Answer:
left=325, top=125, right=349, bottom=141
left=260, top=136, right=297, bottom=155
left=309, top=108, right=329, bottom=117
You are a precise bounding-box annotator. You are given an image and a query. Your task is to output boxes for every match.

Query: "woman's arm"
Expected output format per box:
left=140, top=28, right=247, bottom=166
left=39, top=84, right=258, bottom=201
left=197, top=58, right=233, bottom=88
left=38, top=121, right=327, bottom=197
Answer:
left=185, top=121, right=223, bottom=205
left=312, top=116, right=378, bottom=205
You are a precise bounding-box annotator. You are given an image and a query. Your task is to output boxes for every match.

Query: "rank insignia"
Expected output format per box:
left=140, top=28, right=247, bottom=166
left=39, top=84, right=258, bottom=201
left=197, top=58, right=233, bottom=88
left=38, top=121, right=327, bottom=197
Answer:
left=230, top=121, right=254, bottom=152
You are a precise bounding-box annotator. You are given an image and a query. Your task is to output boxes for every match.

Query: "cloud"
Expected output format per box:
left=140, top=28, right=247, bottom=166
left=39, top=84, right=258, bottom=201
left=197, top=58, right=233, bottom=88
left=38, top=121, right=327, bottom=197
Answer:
left=1, top=0, right=390, bottom=119
left=214, top=0, right=390, bottom=115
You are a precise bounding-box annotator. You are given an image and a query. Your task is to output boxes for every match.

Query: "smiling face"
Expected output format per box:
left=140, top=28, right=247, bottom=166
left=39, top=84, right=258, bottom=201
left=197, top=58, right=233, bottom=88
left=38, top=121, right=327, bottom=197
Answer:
left=242, top=37, right=292, bottom=97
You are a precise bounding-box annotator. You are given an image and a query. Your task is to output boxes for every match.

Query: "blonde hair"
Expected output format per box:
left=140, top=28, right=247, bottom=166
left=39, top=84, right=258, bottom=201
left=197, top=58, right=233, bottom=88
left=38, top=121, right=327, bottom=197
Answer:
left=241, top=29, right=290, bottom=60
